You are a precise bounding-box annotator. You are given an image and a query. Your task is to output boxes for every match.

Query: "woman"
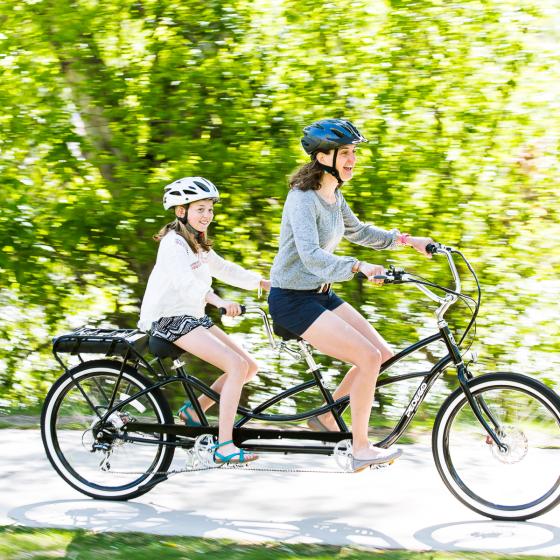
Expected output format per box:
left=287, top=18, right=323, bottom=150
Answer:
left=268, top=119, right=433, bottom=471
left=139, top=177, right=270, bottom=464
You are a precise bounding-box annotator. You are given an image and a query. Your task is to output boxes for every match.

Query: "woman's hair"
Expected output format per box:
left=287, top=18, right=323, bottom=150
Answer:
left=154, top=215, right=213, bottom=252
left=289, top=157, right=325, bottom=191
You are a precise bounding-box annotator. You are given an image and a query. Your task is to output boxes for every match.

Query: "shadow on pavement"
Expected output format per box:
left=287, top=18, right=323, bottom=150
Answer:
left=414, top=519, right=560, bottom=554
left=9, top=499, right=404, bottom=549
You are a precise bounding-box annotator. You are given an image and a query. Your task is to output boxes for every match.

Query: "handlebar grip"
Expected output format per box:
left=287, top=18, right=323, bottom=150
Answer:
left=357, top=272, right=391, bottom=283
left=425, top=243, right=440, bottom=255
left=219, top=305, right=247, bottom=316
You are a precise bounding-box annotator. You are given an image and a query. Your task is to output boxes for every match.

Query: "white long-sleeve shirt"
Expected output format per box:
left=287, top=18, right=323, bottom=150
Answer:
left=138, top=231, right=261, bottom=331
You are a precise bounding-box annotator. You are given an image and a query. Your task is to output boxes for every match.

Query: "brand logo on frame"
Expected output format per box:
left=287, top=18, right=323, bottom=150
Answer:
left=405, top=382, right=428, bottom=417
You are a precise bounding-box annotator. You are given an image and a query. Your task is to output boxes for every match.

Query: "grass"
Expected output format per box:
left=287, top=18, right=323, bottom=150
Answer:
left=0, top=416, right=41, bottom=429
left=0, top=404, right=43, bottom=429
left=0, top=527, right=553, bottom=560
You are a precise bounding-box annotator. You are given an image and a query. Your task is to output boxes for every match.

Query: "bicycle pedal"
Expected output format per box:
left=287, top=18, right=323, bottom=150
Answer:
left=370, top=462, right=390, bottom=470
left=216, top=461, right=249, bottom=469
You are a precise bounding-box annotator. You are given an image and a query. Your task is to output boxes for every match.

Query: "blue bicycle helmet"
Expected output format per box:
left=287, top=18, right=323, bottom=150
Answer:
left=301, top=119, right=367, bottom=183
left=301, top=119, right=367, bottom=155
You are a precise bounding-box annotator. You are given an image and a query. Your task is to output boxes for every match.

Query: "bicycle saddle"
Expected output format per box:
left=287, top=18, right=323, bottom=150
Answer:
left=272, top=322, right=302, bottom=342
left=148, top=335, right=184, bottom=359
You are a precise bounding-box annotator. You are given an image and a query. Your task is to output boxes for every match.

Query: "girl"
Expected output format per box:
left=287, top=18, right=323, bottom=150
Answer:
left=268, top=119, right=433, bottom=471
left=139, top=177, right=270, bottom=464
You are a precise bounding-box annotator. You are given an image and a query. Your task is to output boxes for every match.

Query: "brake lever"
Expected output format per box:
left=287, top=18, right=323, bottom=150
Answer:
left=386, top=266, right=405, bottom=283
left=358, top=267, right=405, bottom=284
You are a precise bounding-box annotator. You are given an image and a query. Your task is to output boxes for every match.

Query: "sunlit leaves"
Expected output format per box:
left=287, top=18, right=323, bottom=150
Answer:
left=1, top=0, right=559, bottom=405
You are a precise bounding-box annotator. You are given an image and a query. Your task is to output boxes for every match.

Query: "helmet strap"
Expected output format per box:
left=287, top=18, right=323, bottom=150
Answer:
left=316, top=148, right=343, bottom=186
left=177, top=214, right=205, bottom=243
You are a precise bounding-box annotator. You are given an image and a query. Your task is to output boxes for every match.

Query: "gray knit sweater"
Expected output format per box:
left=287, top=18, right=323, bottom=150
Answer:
left=270, top=189, right=399, bottom=290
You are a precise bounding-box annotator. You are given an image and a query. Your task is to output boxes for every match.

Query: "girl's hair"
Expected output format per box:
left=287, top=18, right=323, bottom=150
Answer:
left=154, top=216, right=213, bottom=252
left=289, top=158, right=324, bottom=191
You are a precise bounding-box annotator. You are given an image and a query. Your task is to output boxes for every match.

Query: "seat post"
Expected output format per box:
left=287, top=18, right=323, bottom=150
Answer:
left=298, top=340, right=348, bottom=431
left=298, top=340, right=320, bottom=373
left=172, top=358, right=185, bottom=370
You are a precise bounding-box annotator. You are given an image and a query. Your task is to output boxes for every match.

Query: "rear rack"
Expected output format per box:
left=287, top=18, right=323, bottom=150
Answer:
left=52, top=327, right=153, bottom=374
left=53, top=327, right=148, bottom=357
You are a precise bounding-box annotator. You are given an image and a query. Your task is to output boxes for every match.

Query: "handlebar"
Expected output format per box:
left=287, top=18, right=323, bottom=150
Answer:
left=219, top=305, right=247, bottom=316
left=357, top=242, right=464, bottom=322
left=425, top=243, right=438, bottom=255
left=426, top=242, right=454, bottom=255
left=222, top=242, right=477, bottom=351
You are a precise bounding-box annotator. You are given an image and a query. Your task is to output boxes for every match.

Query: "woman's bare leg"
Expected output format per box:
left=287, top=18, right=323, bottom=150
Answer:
left=300, top=310, right=384, bottom=460
left=316, top=303, right=394, bottom=428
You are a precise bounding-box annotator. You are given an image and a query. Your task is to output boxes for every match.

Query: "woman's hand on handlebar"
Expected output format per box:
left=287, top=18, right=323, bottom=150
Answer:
left=408, top=236, right=435, bottom=258
left=359, top=262, right=386, bottom=285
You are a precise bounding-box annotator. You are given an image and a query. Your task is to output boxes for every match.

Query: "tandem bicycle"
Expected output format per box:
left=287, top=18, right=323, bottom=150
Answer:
left=41, top=243, right=560, bottom=521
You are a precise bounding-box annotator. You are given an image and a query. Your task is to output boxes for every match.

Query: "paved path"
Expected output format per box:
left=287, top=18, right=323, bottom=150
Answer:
left=2, top=429, right=560, bottom=555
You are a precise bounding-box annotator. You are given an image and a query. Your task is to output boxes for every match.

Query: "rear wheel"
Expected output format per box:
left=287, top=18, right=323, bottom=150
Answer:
left=433, top=372, right=560, bottom=520
left=41, top=359, right=175, bottom=500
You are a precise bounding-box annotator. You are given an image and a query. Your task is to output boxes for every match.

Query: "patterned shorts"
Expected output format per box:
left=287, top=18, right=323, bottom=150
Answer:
left=150, top=314, right=214, bottom=342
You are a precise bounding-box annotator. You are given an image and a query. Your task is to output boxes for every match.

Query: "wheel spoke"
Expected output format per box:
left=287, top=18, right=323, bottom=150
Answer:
left=42, top=361, right=174, bottom=500
left=434, top=374, right=560, bottom=520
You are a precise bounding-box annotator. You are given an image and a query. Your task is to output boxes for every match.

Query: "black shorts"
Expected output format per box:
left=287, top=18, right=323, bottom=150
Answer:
left=268, top=287, right=345, bottom=337
left=150, top=314, right=214, bottom=342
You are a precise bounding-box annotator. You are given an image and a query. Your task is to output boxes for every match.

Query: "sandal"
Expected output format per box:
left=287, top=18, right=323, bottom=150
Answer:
left=212, top=439, right=258, bottom=465
left=178, top=401, right=202, bottom=427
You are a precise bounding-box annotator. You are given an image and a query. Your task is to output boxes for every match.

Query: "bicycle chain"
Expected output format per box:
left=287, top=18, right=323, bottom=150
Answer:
left=103, top=459, right=389, bottom=477
left=102, top=434, right=387, bottom=476
left=106, top=467, right=353, bottom=476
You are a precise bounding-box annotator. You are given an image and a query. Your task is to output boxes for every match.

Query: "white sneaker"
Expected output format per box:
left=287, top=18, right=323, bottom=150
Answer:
left=352, top=447, right=403, bottom=472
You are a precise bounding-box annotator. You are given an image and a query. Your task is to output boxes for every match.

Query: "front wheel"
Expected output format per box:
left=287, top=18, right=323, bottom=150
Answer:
left=433, top=372, right=560, bottom=520
left=41, top=359, right=175, bottom=500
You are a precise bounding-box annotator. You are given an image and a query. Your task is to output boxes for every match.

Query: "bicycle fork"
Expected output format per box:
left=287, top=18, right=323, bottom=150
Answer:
left=457, top=366, right=507, bottom=451
left=442, top=324, right=507, bottom=452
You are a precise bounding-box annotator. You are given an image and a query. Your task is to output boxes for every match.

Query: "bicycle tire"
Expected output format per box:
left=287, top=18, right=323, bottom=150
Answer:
left=41, top=359, right=175, bottom=500
left=433, top=372, right=560, bottom=520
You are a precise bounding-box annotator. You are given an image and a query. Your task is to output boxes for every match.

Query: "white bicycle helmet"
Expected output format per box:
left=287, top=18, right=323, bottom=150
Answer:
left=162, top=177, right=220, bottom=210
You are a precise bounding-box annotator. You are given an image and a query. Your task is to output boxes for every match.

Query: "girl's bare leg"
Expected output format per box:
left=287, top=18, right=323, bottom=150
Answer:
left=174, top=327, right=256, bottom=460
left=180, top=325, right=259, bottom=421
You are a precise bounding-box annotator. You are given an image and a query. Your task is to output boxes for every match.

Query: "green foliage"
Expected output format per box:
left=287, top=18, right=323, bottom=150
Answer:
left=0, top=0, right=559, bottom=407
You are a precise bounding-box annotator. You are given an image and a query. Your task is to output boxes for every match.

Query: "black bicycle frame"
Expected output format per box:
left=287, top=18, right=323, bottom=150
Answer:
left=53, top=245, right=509, bottom=459
left=58, top=318, right=504, bottom=457
left=117, top=330, right=460, bottom=455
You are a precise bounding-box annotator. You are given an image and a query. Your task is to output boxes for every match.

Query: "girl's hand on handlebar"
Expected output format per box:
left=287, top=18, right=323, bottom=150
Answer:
left=359, top=262, right=386, bottom=285
left=217, top=299, right=243, bottom=317
left=408, top=236, right=435, bottom=258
